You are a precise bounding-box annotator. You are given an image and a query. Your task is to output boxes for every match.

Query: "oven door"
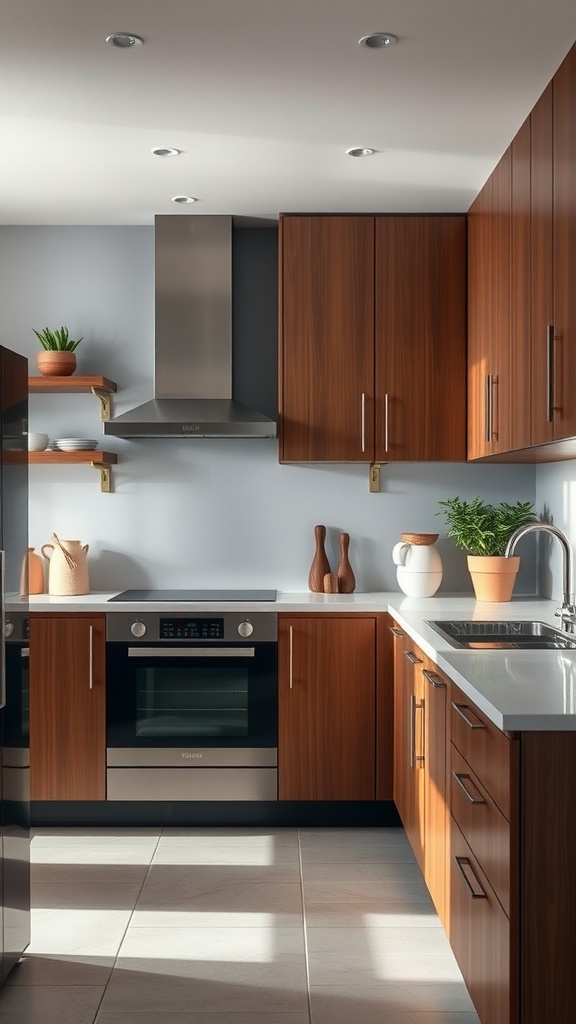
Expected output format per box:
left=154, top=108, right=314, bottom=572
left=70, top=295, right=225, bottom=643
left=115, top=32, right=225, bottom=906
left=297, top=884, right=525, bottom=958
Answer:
left=106, top=641, right=277, bottom=754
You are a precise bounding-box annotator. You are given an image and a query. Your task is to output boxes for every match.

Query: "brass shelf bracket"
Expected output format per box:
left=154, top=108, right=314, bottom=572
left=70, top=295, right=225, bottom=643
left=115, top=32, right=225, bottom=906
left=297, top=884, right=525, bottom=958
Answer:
left=91, top=387, right=112, bottom=421
left=369, top=463, right=381, bottom=493
left=91, top=461, right=112, bottom=493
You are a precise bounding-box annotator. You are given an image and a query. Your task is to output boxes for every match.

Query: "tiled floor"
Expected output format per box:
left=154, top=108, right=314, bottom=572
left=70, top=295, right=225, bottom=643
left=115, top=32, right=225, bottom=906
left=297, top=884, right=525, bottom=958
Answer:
left=1, top=827, right=481, bottom=1023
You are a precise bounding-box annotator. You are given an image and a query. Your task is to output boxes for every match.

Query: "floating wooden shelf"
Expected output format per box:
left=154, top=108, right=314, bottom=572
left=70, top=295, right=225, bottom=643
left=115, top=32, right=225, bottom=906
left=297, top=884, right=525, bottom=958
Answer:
left=28, top=451, right=118, bottom=492
left=28, top=376, right=117, bottom=421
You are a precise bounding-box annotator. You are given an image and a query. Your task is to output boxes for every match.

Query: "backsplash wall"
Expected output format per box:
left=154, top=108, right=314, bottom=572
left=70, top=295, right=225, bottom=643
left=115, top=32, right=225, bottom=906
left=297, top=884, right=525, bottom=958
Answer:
left=535, top=462, right=576, bottom=602
left=0, top=225, right=538, bottom=594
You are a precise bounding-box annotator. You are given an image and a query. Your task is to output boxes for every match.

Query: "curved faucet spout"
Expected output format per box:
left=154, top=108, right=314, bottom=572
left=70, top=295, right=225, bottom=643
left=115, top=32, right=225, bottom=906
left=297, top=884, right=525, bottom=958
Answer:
left=505, top=522, right=575, bottom=623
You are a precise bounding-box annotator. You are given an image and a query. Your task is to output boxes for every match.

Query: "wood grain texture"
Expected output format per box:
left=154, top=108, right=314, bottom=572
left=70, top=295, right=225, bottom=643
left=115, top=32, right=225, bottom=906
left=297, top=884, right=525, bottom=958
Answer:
left=28, top=376, right=117, bottom=393
left=375, top=615, right=394, bottom=801
left=29, top=615, right=106, bottom=800
left=467, top=179, right=494, bottom=460
left=392, top=630, right=425, bottom=872
left=553, top=43, right=576, bottom=442
left=279, top=215, right=375, bottom=462
left=28, top=451, right=117, bottom=465
left=491, top=147, right=513, bottom=454
left=374, top=216, right=466, bottom=461
left=530, top=82, right=555, bottom=445
left=308, top=524, right=331, bottom=592
left=278, top=614, right=376, bottom=800
left=450, top=682, right=513, bottom=821
left=510, top=115, right=532, bottom=450
left=422, top=656, right=449, bottom=927
left=336, top=532, right=355, bottom=593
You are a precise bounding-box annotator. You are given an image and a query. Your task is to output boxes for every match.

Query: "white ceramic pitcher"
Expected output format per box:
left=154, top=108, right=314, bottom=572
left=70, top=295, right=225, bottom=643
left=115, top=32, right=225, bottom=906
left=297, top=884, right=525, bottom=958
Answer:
left=41, top=538, right=90, bottom=595
left=392, top=532, right=442, bottom=598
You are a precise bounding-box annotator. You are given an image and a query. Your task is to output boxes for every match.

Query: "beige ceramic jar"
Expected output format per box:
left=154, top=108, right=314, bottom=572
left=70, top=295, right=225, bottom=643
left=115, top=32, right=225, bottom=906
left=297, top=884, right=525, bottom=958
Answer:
left=41, top=539, right=89, bottom=595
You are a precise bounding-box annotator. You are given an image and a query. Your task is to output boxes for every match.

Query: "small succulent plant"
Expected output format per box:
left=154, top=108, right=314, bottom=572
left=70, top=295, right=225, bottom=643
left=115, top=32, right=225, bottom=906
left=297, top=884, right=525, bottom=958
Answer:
left=33, top=326, right=83, bottom=352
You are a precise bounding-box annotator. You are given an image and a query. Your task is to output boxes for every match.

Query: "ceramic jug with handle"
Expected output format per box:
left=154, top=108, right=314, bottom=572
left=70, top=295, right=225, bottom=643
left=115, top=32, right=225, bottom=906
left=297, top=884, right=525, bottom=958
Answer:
left=41, top=538, right=90, bottom=595
left=392, top=532, right=442, bottom=597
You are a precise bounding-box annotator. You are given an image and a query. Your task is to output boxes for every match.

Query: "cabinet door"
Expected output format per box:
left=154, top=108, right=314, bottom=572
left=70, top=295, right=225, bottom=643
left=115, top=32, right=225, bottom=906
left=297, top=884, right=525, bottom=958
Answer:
left=421, top=659, right=448, bottom=926
left=510, top=115, right=532, bottom=450
left=278, top=616, right=376, bottom=800
left=392, top=628, right=425, bottom=871
left=553, top=44, right=576, bottom=441
left=467, top=179, right=494, bottom=459
left=30, top=615, right=106, bottom=800
left=491, top=148, right=513, bottom=454
left=279, top=216, right=375, bottom=462
left=530, top=82, right=555, bottom=445
left=374, top=217, right=466, bottom=461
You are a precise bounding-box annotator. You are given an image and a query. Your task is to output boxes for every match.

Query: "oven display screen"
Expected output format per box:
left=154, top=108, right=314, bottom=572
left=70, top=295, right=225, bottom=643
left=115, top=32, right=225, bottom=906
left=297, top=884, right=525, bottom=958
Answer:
left=160, top=618, right=225, bottom=639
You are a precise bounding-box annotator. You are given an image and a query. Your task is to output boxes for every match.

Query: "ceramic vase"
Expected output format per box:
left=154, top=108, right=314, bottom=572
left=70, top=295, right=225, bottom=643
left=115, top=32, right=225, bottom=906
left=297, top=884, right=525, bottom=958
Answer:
left=392, top=532, right=443, bottom=597
left=308, top=525, right=331, bottom=593
left=41, top=539, right=90, bottom=595
left=20, top=547, right=44, bottom=595
left=336, top=533, right=356, bottom=593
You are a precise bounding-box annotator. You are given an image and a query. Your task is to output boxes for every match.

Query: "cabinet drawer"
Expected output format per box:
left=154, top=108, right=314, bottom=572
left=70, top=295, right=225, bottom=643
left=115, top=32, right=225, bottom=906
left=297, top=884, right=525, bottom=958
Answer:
left=450, top=743, right=511, bottom=917
left=450, top=816, right=515, bottom=1024
left=450, top=684, right=512, bottom=820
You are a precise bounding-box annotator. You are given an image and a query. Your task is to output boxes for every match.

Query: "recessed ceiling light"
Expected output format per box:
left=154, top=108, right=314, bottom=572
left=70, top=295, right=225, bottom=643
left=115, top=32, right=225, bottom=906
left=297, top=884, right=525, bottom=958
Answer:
left=151, top=148, right=181, bottom=158
left=106, top=33, right=144, bottom=49
left=346, top=147, right=375, bottom=158
left=172, top=196, right=199, bottom=204
left=359, top=32, right=397, bottom=49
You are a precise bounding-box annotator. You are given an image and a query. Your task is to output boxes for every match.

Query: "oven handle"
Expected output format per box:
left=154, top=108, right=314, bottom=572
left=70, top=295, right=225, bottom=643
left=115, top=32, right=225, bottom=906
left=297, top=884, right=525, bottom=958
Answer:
left=128, top=647, right=256, bottom=658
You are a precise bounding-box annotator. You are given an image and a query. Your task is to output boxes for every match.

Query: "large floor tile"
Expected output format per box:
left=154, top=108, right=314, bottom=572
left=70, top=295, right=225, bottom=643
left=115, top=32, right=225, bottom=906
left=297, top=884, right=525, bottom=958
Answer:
left=31, top=864, right=148, bottom=910
left=118, top=925, right=306, bottom=964
left=306, top=925, right=463, bottom=986
left=302, top=860, right=423, bottom=884
left=304, top=907, right=442, bottom=928
left=135, top=868, right=304, bottom=921
left=101, top=969, right=309, bottom=1014
left=152, top=844, right=300, bottom=866
left=97, top=1014, right=310, bottom=1024
left=0, top=984, right=105, bottom=1024
left=299, top=828, right=415, bottom=863
left=28, top=909, right=132, bottom=957
left=5, top=954, right=114, bottom=987
left=303, top=878, right=433, bottom=909
left=310, top=983, right=478, bottom=1016
left=31, top=829, right=161, bottom=843
left=32, top=842, right=159, bottom=865
left=130, top=909, right=298, bottom=928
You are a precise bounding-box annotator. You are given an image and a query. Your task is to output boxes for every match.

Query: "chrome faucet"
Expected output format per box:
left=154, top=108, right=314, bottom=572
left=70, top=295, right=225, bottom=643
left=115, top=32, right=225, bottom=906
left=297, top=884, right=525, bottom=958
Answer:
left=504, top=522, right=576, bottom=633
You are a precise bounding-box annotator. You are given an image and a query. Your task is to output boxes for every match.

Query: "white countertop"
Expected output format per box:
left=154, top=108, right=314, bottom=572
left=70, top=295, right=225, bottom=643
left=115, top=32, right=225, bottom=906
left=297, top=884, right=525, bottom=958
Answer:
left=12, top=589, right=576, bottom=732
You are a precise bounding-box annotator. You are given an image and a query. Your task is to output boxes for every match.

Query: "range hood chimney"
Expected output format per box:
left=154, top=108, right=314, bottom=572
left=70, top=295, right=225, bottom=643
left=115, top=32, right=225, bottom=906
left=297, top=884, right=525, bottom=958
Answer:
left=105, top=215, right=277, bottom=438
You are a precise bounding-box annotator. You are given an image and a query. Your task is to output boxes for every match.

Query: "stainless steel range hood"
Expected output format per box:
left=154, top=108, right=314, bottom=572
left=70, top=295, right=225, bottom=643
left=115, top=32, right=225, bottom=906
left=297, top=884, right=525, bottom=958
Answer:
left=105, top=215, right=276, bottom=438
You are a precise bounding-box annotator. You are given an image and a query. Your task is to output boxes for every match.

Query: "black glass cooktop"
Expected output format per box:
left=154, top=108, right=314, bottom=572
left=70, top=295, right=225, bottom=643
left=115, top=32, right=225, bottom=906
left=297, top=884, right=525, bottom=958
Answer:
left=108, top=589, right=277, bottom=602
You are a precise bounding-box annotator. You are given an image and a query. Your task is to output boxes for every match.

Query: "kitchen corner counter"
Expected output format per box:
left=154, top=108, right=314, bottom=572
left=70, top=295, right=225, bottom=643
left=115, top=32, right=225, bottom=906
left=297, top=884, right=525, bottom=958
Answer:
left=13, top=588, right=576, bottom=732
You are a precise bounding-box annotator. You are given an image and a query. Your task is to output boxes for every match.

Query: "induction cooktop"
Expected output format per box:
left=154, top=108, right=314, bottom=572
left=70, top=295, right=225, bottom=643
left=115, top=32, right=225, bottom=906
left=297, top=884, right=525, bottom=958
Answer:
left=108, top=589, right=277, bottom=602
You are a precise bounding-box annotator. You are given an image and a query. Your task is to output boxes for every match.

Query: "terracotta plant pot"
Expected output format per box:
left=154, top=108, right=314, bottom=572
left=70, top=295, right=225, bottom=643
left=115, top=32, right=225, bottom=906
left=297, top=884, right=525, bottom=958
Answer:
left=467, top=555, right=520, bottom=602
left=37, top=351, right=77, bottom=377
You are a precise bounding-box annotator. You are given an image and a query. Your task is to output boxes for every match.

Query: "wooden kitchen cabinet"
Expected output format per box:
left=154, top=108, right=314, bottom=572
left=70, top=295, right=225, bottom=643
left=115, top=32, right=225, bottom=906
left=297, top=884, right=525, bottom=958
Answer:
left=391, top=623, right=448, bottom=923
left=278, top=614, right=377, bottom=800
left=279, top=214, right=466, bottom=464
left=29, top=614, right=106, bottom=801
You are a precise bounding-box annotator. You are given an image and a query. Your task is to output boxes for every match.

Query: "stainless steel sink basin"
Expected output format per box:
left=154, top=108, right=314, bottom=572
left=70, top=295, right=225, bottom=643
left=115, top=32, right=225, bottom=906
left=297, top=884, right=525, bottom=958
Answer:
left=426, top=620, right=576, bottom=650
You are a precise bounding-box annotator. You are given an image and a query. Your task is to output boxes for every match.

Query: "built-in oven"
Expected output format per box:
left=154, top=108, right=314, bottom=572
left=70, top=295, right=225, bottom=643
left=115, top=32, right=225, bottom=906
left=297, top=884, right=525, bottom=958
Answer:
left=106, top=612, right=278, bottom=801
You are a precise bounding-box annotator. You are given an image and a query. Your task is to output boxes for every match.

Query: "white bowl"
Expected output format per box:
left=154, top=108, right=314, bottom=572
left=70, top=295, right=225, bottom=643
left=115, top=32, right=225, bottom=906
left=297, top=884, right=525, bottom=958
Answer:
left=27, top=432, right=49, bottom=452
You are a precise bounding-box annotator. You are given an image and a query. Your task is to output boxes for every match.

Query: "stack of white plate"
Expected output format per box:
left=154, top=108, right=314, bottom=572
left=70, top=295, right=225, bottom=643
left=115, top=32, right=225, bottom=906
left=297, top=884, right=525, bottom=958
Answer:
left=53, top=438, right=99, bottom=451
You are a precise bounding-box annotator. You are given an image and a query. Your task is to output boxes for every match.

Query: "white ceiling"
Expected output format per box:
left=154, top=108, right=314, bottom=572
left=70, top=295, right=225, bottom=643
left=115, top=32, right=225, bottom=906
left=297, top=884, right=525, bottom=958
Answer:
left=2, top=0, right=576, bottom=226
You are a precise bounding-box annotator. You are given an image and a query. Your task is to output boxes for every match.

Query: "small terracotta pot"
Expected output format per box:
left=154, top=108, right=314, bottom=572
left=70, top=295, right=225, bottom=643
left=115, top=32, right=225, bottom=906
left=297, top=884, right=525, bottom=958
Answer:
left=467, top=555, right=520, bottom=602
left=37, top=351, right=77, bottom=377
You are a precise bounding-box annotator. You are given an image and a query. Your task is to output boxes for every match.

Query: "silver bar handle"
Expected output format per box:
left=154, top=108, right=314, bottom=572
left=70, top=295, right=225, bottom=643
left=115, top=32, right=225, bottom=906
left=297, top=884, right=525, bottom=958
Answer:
left=547, top=324, right=555, bottom=422
left=88, top=624, right=94, bottom=689
left=389, top=627, right=404, bottom=638
left=361, top=393, right=366, bottom=453
left=409, top=695, right=425, bottom=768
left=289, top=625, right=293, bottom=689
left=128, top=647, right=255, bottom=658
left=422, top=668, right=445, bottom=689
left=455, top=856, right=488, bottom=899
left=484, top=374, right=491, bottom=443
left=453, top=771, right=486, bottom=805
left=490, top=374, right=498, bottom=440
left=452, top=701, right=485, bottom=730
left=404, top=650, right=423, bottom=665
left=384, top=393, right=389, bottom=453
left=0, top=551, right=5, bottom=709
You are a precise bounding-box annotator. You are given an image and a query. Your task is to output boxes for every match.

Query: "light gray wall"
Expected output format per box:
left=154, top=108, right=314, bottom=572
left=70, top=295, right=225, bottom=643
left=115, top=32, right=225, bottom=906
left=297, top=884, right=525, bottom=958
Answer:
left=0, top=226, right=539, bottom=594
left=535, top=463, right=576, bottom=601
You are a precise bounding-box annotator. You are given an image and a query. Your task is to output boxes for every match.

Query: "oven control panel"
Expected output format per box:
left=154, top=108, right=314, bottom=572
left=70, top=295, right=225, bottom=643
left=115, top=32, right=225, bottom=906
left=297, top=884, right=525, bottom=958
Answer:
left=160, top=618, right=224, bottom=640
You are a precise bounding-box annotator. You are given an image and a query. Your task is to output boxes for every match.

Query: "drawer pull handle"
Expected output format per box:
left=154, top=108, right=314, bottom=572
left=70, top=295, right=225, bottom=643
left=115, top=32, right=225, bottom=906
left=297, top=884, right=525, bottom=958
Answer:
left=453, top=771, right=485, bottom=805
left=455, top=856, right=488, bottom=899
left=422, top=669, right=445, bottom=689
left=404, top=650, right=423, bottom=665
left=452, top=701, right=485, bottom=730
left=389, top=627, right=404, bottom=638
left=409, top=694, right=425, bottom=768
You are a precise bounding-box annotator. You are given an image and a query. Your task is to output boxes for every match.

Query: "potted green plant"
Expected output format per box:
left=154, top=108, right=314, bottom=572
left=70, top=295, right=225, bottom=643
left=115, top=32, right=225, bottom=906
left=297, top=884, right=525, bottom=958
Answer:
left=33, top=326, right=83, bottom=377
left=437, top=496, right=536, bottom=601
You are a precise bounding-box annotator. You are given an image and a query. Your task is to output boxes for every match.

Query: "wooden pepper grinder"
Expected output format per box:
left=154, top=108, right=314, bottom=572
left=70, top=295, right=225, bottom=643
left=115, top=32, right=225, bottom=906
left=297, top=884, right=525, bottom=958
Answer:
left=308, top=524, right=331, bottom=593
left=337, top=532, right=356, bottom=593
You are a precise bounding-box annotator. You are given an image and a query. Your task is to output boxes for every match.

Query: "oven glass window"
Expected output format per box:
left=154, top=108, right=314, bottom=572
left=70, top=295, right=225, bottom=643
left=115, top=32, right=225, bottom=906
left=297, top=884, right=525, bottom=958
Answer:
left=135, top=665, right=249, bottom=738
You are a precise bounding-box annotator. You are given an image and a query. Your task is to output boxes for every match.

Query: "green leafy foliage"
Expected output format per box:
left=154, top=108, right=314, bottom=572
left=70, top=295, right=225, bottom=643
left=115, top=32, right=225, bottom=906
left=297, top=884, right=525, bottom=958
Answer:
left=437, top=496, right=536, bottom=556
left=33, top=326, right=83, bottom=352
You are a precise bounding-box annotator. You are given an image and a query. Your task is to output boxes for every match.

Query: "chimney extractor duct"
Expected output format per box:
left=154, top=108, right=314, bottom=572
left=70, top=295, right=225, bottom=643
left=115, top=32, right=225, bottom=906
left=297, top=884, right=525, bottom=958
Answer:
left=105, top=215, right=277, bottom=438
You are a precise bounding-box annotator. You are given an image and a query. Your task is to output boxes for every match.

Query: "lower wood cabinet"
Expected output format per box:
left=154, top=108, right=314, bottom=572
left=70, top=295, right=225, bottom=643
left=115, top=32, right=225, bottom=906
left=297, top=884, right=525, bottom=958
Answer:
left=29, top=614, right=106, bottom=801
left=278, top=614, right=380, bottom=800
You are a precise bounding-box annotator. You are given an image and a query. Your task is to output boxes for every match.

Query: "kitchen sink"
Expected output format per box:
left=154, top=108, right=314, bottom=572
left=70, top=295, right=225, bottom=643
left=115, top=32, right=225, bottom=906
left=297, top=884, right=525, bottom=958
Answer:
left=426, top=619, right=576, bottom=650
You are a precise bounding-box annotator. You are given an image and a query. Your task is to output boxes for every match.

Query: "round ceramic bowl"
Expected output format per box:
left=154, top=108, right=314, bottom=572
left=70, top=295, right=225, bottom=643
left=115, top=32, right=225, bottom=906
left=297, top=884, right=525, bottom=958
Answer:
left=27, top=432, right=49, bottom=452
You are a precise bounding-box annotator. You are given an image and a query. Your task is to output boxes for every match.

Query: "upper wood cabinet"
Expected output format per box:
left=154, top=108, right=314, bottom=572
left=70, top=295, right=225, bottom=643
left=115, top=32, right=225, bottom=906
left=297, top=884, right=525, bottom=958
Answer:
left=29, top=614, right=106, bottom=801
left=278, top=614, right=377, bottom=800
left=279, top=214, right=466, bottom=463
